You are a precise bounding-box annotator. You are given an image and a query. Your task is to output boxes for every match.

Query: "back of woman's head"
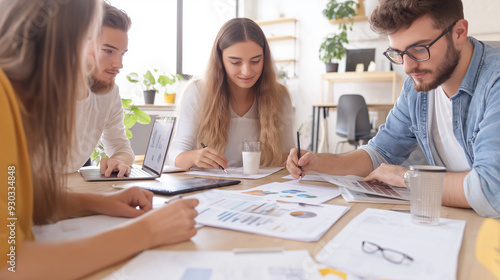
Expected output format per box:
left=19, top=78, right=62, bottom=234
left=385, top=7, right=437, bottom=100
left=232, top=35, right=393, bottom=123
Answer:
left=0, top=0, right=102, bottom=224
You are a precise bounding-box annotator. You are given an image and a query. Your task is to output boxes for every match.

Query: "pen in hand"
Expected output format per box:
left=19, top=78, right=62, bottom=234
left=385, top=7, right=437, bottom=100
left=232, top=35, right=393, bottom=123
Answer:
left=164, top=195, right=183, bottom=204
left=200, top=142, right=228, bottom=174
left=296, top=131, right=303, bottom=180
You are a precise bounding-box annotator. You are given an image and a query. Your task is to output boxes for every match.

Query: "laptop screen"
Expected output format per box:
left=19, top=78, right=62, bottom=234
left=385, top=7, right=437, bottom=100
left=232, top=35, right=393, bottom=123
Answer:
left=142, top=116, right=176, bottom=174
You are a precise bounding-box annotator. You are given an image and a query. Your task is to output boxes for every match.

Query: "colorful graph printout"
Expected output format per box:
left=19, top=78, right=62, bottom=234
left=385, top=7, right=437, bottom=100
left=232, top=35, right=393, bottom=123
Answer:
left=191, top=190, right=349, bottom=242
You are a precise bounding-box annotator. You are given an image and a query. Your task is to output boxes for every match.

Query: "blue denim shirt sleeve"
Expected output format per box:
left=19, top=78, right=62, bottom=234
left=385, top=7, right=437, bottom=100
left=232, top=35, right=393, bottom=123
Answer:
left=361, top=78, right=421, bottom=168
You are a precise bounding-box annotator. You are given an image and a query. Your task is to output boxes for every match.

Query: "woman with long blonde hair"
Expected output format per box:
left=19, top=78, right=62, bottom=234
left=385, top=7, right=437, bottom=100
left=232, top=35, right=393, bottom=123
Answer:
left=168, top=17, right=294, bottom=170
left=0, top=1, right=198, bottom=278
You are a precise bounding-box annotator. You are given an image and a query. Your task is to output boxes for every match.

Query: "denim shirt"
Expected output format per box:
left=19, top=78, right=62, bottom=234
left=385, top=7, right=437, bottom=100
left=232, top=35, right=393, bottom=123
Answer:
left=361, top=37, right=500, bottom=218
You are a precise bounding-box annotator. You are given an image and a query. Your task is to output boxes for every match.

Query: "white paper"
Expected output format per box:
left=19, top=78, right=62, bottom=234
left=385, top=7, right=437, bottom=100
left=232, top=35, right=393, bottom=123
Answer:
left=341, top=187, right=409, bottom=204
left=316, top=208, right=466, bottom=280
left=191, top=190, right=349, bottom=242
left=187, top=167, right=283, bottom=179
left=281, top=171, right=328, bottom=182
left=103, top=250, right=323, bottom=280
left=235, top=181, right=341, bottom=205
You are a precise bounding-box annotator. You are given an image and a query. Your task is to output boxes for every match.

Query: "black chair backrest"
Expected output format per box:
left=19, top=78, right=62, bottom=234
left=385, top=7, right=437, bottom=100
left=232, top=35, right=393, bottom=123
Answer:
left=336, top=94, right=372, bottom=143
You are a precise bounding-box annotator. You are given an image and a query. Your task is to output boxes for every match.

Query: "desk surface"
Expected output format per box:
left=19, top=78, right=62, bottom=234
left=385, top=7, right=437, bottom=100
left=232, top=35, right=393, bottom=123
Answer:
left=68, top=169, right=494, bottom=280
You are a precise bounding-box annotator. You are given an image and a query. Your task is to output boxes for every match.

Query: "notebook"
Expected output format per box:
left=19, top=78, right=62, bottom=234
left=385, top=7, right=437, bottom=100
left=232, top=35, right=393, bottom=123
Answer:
left=79, top=116, right=176, bottom=181
left=321, top=174, right=411, bottom=200
left=114, top=177, right=241, bottom=196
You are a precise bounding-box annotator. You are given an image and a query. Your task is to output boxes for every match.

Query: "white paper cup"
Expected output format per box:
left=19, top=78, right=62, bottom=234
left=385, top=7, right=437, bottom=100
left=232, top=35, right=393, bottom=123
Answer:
left=405, top=165, right=446, bottom=225
left=242, top=142, right=261, bottom=175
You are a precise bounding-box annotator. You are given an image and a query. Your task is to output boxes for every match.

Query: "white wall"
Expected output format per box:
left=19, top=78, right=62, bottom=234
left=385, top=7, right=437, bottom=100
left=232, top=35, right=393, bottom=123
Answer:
left=247, top=0, right=500, bottom=153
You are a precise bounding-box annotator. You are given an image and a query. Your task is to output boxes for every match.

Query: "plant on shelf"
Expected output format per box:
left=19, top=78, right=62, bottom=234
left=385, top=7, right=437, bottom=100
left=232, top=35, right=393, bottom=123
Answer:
left=158, top=73, right=185, bottom=104
left=318, top=0, right=359, bottom=72
left=126, top=69, right=160, bottom=104
left=90, top=98, right=151, bottom=165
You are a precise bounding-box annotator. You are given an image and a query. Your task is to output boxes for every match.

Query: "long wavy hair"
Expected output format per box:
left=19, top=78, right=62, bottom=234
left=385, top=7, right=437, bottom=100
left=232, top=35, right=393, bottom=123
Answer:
left=196, top=18, right=291, bottom=166
left=0, top=0, right=102, bottom=224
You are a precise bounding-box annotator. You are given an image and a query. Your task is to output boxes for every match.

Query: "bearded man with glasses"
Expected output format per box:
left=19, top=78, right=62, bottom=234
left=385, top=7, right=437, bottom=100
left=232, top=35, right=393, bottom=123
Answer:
left=286, top=0, right=500, bottom=218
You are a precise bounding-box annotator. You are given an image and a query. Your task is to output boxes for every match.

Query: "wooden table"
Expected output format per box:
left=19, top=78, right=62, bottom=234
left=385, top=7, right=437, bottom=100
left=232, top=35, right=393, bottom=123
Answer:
left=67, top=169, right=495, bottom=280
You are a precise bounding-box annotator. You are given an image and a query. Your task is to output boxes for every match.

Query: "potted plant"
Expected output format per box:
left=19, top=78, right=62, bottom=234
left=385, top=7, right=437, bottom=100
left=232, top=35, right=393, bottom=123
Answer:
left=319, top=32, right=348, bottom=72
left=126, top=69, right=160, bottom=104
left=319, top=0, right=359, bottom=72
left=158, top=73, right=185, bottom=104
left=91, top=98, right=151, bottom=165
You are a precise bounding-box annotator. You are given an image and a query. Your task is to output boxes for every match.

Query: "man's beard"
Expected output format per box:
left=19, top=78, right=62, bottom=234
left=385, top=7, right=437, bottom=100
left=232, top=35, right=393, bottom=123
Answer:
left=407, top=39, right=461, bottom=92
left=89, top=75, right=114, bottom=94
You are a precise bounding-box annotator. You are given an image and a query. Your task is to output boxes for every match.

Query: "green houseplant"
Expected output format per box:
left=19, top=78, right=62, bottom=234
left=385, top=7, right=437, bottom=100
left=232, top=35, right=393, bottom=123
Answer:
left=158, top=73, right=185, bottom=104
left=319, top=0, right=359, bottom=72
left=126, top=69, right=160, bottom=104
left=90, top=98, right=151, bottom=165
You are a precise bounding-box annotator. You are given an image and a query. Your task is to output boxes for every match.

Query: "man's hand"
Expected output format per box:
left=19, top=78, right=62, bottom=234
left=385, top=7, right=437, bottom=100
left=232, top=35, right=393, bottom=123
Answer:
left=286, top=148, right=317, bottom=179
left=100, top=157, right=131, bottom=178
left=363, top=163, right=408, bottom=187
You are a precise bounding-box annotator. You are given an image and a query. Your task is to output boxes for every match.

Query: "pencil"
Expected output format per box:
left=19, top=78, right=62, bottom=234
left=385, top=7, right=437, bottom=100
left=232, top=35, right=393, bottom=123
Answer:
left=200, top=142, right=228, bottom=173
left=297, top=131, right=303, bottom=180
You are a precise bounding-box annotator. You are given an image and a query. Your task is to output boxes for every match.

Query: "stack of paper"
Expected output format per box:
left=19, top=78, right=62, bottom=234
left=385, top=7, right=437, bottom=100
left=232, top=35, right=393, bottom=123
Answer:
left=316, top=208, right=466, bottom=280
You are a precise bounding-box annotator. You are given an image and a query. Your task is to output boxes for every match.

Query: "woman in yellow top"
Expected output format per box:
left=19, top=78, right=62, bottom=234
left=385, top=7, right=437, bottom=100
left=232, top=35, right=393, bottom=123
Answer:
left=0, top=1, right=198, bottom=279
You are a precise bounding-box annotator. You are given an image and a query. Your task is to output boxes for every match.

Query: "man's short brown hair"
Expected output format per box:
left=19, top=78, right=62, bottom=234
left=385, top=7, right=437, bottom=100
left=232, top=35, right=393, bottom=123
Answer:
left=370, top=0, right=464, bottom=34
left=103, top=1, right=131, bottom=32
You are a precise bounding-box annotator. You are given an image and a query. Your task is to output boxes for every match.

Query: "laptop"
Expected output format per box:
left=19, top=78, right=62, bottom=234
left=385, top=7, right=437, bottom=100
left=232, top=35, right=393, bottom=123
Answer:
left=79, top=116, right=176, bottom=181
left=114, top=177, right=241, bottom=196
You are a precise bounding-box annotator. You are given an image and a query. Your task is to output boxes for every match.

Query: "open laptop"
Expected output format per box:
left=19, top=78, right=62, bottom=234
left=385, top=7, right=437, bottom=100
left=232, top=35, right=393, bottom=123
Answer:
left=79, top=116, right=176, bottom=181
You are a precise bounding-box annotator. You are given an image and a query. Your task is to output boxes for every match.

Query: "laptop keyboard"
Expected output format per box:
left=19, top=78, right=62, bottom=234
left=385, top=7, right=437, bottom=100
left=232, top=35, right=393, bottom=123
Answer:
left=355, top=181, right=402, bottom=198
left=130, top=168, right=153, bottom=177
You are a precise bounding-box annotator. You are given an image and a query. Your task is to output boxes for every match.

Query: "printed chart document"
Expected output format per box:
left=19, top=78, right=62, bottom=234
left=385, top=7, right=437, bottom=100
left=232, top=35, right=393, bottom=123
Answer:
left=187, top=167, right=283, bottom=179
left=191, top=190, right=349, bottom=242
left=321, top=174, right=411, bottom=201
left=316, top=208, right=466, bottom=280
left=340, top=187, right=410, bottom=204
left=103, top=250, right=323, bottom=280
left=235, top=181, right=341, bottom=205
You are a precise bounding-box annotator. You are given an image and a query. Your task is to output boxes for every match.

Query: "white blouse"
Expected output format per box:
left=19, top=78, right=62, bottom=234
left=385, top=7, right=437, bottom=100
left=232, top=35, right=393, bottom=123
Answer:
left=167, top=80, right=295, bottom=167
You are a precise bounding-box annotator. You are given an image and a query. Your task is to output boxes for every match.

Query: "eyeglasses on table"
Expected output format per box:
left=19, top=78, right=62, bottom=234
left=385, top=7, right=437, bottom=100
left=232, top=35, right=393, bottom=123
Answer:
left=361, top=241, right=414, bottom=264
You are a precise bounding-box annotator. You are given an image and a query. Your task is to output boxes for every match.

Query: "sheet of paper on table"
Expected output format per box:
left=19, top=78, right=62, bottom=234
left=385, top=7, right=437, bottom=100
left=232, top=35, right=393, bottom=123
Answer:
left=315, top=208, right=466, bottom=280
left=103, top=250, right=323, bottom=280
left=186, top=166, right=283, bottom=179
left=189, top=190, right=349, bottom=242
left=281, top=171, right=328, bottom=182
left=234, top=181, right=341, bottom=205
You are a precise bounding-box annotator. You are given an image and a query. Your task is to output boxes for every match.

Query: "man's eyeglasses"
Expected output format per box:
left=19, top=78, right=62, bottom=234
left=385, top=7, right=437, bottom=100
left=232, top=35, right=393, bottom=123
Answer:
left=361, top=241, right=414, bottom=264
left=383, top=21, right=458, bottom=65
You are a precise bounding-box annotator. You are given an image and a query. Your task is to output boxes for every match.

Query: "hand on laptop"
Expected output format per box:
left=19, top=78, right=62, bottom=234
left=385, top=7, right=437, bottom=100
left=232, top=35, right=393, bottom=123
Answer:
left=100, top=157, right=131, bottom=178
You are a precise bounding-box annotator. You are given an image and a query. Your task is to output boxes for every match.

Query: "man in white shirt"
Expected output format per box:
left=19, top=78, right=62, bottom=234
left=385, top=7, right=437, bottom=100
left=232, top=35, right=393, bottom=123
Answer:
left=68, top=2, right=134, bottom=177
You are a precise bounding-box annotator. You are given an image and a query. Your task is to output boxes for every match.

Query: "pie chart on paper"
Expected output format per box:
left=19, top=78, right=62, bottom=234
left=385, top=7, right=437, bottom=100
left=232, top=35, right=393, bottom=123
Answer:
left=289, top=211, right=317, bottom=218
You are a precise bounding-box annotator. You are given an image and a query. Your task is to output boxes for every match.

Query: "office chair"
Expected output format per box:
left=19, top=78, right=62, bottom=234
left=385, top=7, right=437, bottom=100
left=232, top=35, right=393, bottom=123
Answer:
left=335, top=94, right=377, bottom=153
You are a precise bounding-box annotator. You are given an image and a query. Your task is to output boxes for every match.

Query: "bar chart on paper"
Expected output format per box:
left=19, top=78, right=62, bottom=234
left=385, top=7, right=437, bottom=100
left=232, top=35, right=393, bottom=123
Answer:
left=192, top=190, right=349, bottom=241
